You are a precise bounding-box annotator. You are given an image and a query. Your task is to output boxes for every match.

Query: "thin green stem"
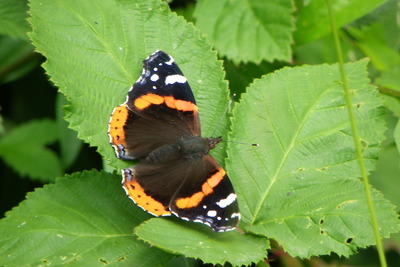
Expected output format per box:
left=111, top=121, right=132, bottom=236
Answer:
left=325, top=1, right=387, bottom=267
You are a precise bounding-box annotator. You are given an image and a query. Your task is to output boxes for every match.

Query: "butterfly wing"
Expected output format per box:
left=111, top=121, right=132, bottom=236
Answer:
left=169, top=155, right=240, bottom=232
left=108, top=50, right=200, bottom=160
left=122, top=154, right=240, bottom=231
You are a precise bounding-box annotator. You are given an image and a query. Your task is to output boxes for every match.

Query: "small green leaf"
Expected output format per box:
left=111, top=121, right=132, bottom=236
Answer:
left=0, top=0, right=30, bottom=40
left=227, top=60, right=399, bottom=257
left=56, top=93, right=82, bottom=169
left=376, top=66, right=400, bottom=92
left=194, top=0, right=294, bottom=63
left=371, top=145, right=400, bottom=210
left=295, top=0, right=386, bottom=45
left=0, top=114, right=4, bottom=135
left=135, top=217, right=268, bottom=266
left=0, top=36, right=38, bottom=84
left=0, top=119, right=61, bottom=182
left=0, top=170, right=171, bottom=266
left=347, top=27, right=400, bottom=72
left=395, top=121, right=400, bottom=156
left=29, top=0, right=230, bottom=169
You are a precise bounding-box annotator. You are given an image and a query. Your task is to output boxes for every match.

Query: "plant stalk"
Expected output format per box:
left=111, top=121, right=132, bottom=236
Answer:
left=325, top=1, right=387, bottom=266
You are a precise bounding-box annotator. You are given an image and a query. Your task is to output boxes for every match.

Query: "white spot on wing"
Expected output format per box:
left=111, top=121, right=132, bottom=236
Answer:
left=231, top=212, right=241, bottom=219
left=150, top=74, right=159, bottom=81
left=216, top=193, right=237, bottom=208
left=207, top=210, right=217, bottom=217
left=165, top=74, right=187, bottom=85
left=165, top=57, right=174, bottom=65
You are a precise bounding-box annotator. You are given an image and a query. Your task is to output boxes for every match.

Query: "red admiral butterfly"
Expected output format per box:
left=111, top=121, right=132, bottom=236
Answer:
left=108, top=50, right=240, bottom=232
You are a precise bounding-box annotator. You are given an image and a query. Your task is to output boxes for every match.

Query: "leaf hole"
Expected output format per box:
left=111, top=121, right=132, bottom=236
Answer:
left=319, top=219, right=324, bottom=225
left=345, top=237, right=354, bottom=244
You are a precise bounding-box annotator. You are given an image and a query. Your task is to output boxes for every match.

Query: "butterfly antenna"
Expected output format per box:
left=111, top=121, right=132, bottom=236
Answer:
left=212, top=93, right=260, bottom=147
left=211, top=94, right=236, bottom=138
left=221, top=140, right=260, bottom=147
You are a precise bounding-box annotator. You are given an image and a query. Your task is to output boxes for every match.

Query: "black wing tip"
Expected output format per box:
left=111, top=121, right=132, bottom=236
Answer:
left=145, top=50, right=173, bottom=65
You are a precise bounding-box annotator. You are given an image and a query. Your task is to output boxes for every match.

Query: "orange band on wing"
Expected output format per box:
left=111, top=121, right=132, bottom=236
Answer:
left=108, top=104, right=129, bottom=146
left=134, top=93, right=197, bottom=112
left=175, top=169, right=226, bottom=209
left=134, top=93, right=164, bottom=110
left=123, top=178, right=171, bottom=216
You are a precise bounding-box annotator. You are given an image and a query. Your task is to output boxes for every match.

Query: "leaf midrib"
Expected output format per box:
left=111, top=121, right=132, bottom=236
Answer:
left=250, top=83, right=337, bottom=224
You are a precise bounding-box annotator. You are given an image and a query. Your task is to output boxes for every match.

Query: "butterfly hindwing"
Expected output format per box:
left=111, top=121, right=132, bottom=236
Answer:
left=169, top=155, right=240, bottom=232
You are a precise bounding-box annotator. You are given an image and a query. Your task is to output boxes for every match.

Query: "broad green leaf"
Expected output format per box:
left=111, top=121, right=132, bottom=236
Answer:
left=0, top=0, right=30, bottom=39
left=227, top=60, right=399, bottom=257
left=135, top=217, right=268, bottom=266
left=194, top=0, right=294, bottom=63
left=29, top=0, right=230, bottom=170
left=0, top=119, right=61, bottom=182
left=0, top=170, right=171, bottom=266
left=294, top=0, right=386, bottom=45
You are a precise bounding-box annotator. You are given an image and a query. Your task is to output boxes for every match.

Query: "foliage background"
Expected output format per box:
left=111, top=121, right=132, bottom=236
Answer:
left=0, top=0, right=400, bottom=266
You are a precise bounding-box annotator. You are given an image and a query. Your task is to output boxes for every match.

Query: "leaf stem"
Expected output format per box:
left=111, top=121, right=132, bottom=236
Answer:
left=325, top=1, right=387, bottom=266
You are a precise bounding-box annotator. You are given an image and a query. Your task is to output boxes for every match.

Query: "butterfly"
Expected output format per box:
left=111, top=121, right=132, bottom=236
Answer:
left=108, top=50, right=240, bottom=232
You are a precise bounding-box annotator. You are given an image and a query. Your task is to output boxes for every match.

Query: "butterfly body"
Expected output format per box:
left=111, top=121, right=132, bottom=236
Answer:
left=108, top=50, right=240, bottom=232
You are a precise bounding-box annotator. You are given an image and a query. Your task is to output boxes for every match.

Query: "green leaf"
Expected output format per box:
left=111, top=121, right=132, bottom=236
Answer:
left=0, top=0, right=30, bottom=39
left=135, top=218, right=268, bottom=266
left=0, top=170, right=171, bottom=266
left=376, top=66, right=400, bottom=92
left=0, top=36, right=39, bottom=84
left=0, top=114, right=4, bottom=135
left=227, top=60, right=399, bottom=257
left=0, top=119, right=61, bottom=182
left=370, top=144, right=400, bottom=211
left=56, top=93, right=82, bottom=169
left=29, top=0, right=230, bottom=170
left=395, top=121, right=400, bottom=156
left=295, top=0, right=386, bottom=45
left=347, top=26, right=400, bottom=71
left=194, top=0, right=294, bottom=63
